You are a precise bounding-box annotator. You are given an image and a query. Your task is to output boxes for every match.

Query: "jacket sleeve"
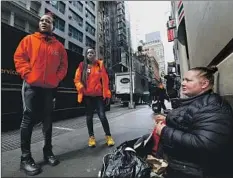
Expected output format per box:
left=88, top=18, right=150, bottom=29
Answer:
left=160, top=104, right=233, bottom=155
left=101, top=64, right=111, bottom=99
left=74, top=62, right=84, bottom=92
left=14, top=36, right=31, bottom=79
left=57, top=46, right=68, bottom=81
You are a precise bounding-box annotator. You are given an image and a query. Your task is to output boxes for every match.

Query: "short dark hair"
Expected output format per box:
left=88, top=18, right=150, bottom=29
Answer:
left=190, top=66, right=218, bottom=86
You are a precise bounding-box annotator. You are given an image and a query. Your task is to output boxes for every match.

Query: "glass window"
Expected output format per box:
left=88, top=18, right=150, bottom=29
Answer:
left=30, top=1, right=41, bottom=14
left=68, top=25, right=83, bottom=43
left=99, top=46, right=104, bottom=55
left=14, top=16, right=25, bottom=31
left=85, top=22, right=95, bottom=37
left=85, top=36, right=95, bottom=48
left=18, top=1, right=26, bottom=7
left=29, top=23, right=37, bottom=34
left=1, top=10, right=10, bottom=24
left=49, top=1, right=65, bottom=14
left=68, top=42, right=83, bottom=54
left=69, top=8, right=83, bottom=27
left=85, top=9, right=95, bottom=24
left=54, top=34, right=65, bottom=45
left=71, top=1, right=83, bottom=13
left=86, top=1, right=95, bottom=11
left=54, top=16, right=65, bottom=32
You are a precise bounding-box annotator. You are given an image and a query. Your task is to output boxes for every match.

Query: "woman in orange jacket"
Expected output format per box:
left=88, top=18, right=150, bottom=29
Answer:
left=74, top=47, right=115, bottom=147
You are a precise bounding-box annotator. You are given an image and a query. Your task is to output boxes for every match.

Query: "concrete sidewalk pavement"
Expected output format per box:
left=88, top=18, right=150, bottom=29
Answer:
left=1, top=106, right=156, bottom=177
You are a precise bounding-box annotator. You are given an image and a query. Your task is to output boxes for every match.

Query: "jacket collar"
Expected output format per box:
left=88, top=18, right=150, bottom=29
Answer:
left=32, top=32, right=57, bottom=42
left=180, top=90, right=213, bottom=106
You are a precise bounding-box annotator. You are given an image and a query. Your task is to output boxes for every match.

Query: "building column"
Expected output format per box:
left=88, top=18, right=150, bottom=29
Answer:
left=26, top=1, right=31, bottom=10
left=25, top=21, right=30, bottom=33
left=10, top=11, right=14, bottom=26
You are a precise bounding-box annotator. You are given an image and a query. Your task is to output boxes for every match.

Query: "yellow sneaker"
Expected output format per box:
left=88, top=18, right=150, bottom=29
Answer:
left=88, top=136, right=96, bottom=147
left=106, top=136, right=115, bottom=147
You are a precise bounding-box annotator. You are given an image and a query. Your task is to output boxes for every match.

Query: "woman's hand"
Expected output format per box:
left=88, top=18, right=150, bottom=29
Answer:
left=155, top=121, right=166, bottom=136
left=104, top=98, right=110, bottom=105
left=154, top=114, right=166, bottom=124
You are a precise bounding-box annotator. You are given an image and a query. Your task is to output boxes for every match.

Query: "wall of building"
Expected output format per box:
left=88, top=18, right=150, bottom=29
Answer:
left=175, top=1, right=233, bottom=106
left=142, top=41, right=165, bottom=76
left=183, top=1, right=233, bottom=67
left=1, top=1, right=98, bottom=56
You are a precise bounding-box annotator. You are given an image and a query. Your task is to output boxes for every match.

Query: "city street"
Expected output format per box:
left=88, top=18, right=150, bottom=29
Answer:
left=1, top=102, right=171, bottom=177
left=1, top=1, right=233, bottom=178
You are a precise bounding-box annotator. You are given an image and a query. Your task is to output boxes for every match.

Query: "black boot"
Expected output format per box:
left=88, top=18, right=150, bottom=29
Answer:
left=20, top=155, right=41, bottom=176
left=43, top=147, right=60, bottom=166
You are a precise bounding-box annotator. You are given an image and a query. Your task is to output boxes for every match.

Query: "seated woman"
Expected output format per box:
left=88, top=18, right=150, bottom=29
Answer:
left=154, top=66, right=233, bottom=178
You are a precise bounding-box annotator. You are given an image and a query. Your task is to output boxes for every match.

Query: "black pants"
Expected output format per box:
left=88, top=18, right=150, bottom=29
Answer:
left=21, top=81, right=54, bottom=158
left=159, top=99, right=167, bottom=110
left=84, top=96, right=111, bottom=137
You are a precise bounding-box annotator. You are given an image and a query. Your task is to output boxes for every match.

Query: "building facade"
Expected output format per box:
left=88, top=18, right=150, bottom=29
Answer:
left=145, top=31, right=161, bottom=43
left=1, top=1, right=98, bottom=55
left=142, top=40, right=165, bottom=78
left=97, top=1, right=130, bottom=91
left=170, top=1, right=233, bottom=106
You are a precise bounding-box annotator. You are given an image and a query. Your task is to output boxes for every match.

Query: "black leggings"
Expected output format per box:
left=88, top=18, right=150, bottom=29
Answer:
left=21, top=81, right=54, bottom=157
left=84, top=96, right=111, bottom=137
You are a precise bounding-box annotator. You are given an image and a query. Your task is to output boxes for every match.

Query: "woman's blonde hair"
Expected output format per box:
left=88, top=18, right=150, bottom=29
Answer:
left=190, top=66, right=218, bottom=86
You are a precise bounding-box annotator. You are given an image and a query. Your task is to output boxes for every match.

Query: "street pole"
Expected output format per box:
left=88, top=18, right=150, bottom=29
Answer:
left=128, top=47, right=135, bottom=109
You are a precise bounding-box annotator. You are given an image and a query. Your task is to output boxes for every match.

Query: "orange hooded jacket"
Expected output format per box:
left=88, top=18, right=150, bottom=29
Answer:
left=74, top=60, right=111, bottom=103
left=14, top=32, right=68, bottom=88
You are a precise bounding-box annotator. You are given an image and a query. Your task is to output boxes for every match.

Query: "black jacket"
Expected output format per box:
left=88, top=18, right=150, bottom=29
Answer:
left=160, top=90, right=233, bottom=178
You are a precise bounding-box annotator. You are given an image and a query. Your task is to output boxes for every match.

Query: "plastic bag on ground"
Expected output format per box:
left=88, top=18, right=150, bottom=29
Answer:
left=99, top=145, right=151, bottom=178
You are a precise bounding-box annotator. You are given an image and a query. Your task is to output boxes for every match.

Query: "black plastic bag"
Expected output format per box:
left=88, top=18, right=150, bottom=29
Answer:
left=100, top=145, right=151, bottom=178
left=152, top=101, right=161, bottom=113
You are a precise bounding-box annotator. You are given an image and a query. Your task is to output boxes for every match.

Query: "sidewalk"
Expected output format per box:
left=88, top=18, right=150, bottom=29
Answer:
left=1, top=106, right=156, bottom=177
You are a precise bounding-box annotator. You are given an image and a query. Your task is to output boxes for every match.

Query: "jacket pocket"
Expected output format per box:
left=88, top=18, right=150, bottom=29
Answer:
left=46, top=73, right=59, bottom=88
left=25, top=69, right=43, bottom=85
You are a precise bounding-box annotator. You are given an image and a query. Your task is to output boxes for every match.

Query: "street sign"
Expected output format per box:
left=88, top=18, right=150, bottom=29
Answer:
left=167, top=19, right=176, bottom=29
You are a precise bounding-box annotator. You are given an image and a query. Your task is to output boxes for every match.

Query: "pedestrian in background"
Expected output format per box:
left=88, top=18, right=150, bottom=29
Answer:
left=14, top=12, right=68, bottom=176
left=157, top=83, right=170, bottom=111
left=74, top=47, right=115, bottom=148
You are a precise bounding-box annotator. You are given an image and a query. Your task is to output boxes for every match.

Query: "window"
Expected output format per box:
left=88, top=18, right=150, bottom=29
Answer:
left=54, top=16, right=65, bottom=32
left=30, top=1, right=41, bottom=14
left=85, top=36, right=95, bottom=48
left=18, top=1, right=26, bottom=7
left=29, top=23, right=37, bottom=34
left=85, top=22, right=95, bottom=37
left=14, top=16, right=25, bottom=31
left=117, top=22, right=124, bottom=29
left=68, top=42, right=83, bottom=54
left=86, top=1, right=95, bottom=11
left=85, top=9, right=95, bottom=24
left=99, top=46, right=104, bottom=55
left=69, top=25, right=83, bottom=42
left=49, top=1, right=65, bottom=14
left=69, top=8, right=83, bottom=27
left=70, top=1, right=83, bottom=13
left=54, top=34, right=65, bottom=45
left=1, top=10, right=10, bottom=24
